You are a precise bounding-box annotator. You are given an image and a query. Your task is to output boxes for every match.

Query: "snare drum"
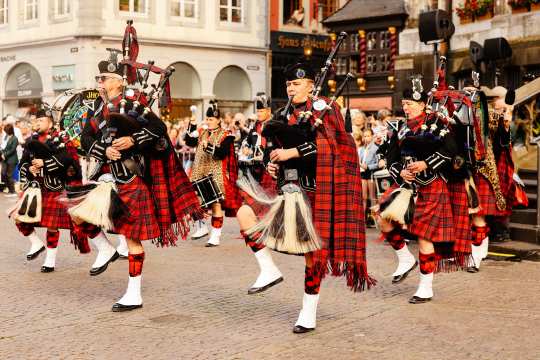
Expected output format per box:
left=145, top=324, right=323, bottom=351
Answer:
left=192, top=174, right=224, bottom=208
left=372, top=169, right=393, bottom=199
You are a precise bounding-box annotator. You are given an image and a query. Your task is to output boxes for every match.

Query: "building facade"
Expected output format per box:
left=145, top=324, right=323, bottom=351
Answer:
left=268, top=0, right=344, bottom=107
left=0, top=0, right=269, bottom=121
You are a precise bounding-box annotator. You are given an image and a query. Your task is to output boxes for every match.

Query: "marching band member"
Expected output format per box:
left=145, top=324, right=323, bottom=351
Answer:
left=252, top=61, right=374, bottom=333
left=13, top=108, right=90, bottom=272
left=377, top=81, right=459, bottom=304
left=236, top=93, right=283, bottom=294
left=185, top=101, right=242, bottom=247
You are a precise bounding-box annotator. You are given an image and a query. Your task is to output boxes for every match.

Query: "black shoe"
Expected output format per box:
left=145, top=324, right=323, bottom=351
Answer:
left=111, top=303, right=143, bottom=312
left=466, top=266, right=479, bottom=273
left=90, top=251, right=120, bottom=276
left=27, top=246, right=45, bottom=261
left=118, top=254, right=128, bottom=260
left=40, top=266, right=54, bottom=273
left=205, top=243, right=219, bottom=247
left=247, top=276, right=284, bottom=295
left=293, top=325, right=315, bottom=334
left=408, top=296, right=432, bottom=304
left=392, top=261, right=418, bottom=284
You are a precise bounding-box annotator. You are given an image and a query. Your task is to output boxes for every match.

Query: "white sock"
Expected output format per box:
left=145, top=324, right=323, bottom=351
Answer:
left=413, top=273, right=433, bottom=299
left=295, top=293, right=320, bottom=329
left=481, top=236, right=489, bottom=259
left=27, top=231, right=44, bottom=255
left=117, top=276, right=142, bottom=306
left=90, top=232, right=117, bottom=268
left=471, top=243, right=482, bottom=269
left=116, top=235, right=129, bottom=257
left=392, top=244, right=416, bottom=277
left=252, top=248, right=282, bottom=288
left=42, top=247, right=58, bottom=268
left=207, top=226, right=222, bottom=245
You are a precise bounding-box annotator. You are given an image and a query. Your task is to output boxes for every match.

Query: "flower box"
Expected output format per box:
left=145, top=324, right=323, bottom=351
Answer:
left=511, top=6, right=529, bottom=13
left=531, top=3, right=540, bottom=11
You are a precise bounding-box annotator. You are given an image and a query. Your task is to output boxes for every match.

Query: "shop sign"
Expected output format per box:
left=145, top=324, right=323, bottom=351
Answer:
left=52, top=65, right=76, bottom=90
left=0, top=55, right=16, bottom=62
left=271, top=31, right=332, bottom=54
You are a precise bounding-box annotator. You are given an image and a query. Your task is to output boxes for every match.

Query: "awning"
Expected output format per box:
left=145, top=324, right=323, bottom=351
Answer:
left=514, top=77, right=540, bottom=106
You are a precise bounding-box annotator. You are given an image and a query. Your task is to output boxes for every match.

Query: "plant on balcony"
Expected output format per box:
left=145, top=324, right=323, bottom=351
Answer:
left=456, top=1, right=476, bottom=23
left=476, top=0, right=495, bottom=19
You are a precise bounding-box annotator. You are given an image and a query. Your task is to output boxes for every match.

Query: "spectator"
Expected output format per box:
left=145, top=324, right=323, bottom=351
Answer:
left=1, top=124, right=19, bottom=197
left=358, top=128, right=380, bottom=227
left=352, top=110, right=367, bottom=134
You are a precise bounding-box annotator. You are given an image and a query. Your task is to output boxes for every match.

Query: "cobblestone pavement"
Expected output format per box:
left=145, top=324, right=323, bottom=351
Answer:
left=0, top=196, right=539, bottom=360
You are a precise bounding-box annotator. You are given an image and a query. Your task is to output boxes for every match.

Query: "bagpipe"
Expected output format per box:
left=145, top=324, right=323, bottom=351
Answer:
left=243, top=36, right=353, bottom=255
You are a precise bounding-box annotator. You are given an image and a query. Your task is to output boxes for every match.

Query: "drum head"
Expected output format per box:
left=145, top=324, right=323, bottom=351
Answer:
left=51, top=89, right=103, bottom=147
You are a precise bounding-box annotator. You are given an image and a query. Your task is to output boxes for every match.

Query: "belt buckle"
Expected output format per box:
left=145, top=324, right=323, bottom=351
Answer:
left=284, top=168, right=298, bottom=181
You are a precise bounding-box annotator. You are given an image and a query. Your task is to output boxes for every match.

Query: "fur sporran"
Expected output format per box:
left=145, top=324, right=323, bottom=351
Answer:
left=245, top=183, right=320, bottom=255
left=14, top=181, right=42, bottom=223
left=380, top=185, right=415, bottom=225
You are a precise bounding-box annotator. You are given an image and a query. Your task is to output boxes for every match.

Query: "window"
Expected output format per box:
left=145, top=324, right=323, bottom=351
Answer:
left=283, top=0, right=304, bottom=28
left=24, top=0, right=39, bottom=22
left=0, top=0, right=7, bottom=25
left=171, top=0, right=198, bottom=20
left=365, top=30, right=392, bottom=74
left=119, top=0, right=148, bottom=16
left=220, top=0, right=244, bottom=24
left=55, top=0, right=71, bottom=18
left=336, top=57, right=347, bottom=76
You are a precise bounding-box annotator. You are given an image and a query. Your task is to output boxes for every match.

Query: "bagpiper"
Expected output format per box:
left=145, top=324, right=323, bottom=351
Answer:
left=11, top=108, right=91, bottom=273
left=246, top=60, right=374, bottom=333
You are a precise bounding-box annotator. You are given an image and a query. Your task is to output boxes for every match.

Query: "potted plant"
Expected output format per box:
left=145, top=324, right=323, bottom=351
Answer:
left=476, top=0, right=495, bottom=20
left=531, top=0, right=540, bottom=12
left=508, top=0, right=530, bottom=13
left=456, top=1, right=475, bottom=23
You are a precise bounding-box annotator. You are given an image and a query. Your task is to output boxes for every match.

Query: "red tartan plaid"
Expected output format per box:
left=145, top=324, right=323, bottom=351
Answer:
left=447, top=181, right=472, bottom=267
left=40, top=190, right=72, bottom=229
left=474, top=173, right=510, bottom=216
left=288, top=98, right=374, bottom=292
left=114, top=177, right=161, bottom=242
left=222, top=139, right=242, bottom=217
left=409, top=177, right=455, bottom=243
left=149, top=150, right=204, bottom=246
left=239, top=171, right=277, bottom=217
left=497, top=149, right=515, bottom=205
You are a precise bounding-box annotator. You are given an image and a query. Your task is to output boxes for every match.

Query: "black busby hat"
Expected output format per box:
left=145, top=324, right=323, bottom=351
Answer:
left=283, top=61, right=316, bottom=81
left=255, top=92, right=271, bottom=110
left=206, top=100, right=220, bottom=118
left=402, top=75, right=428, bottom=103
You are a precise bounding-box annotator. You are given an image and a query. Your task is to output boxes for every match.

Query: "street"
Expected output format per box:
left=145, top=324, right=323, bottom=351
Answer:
left=0, top=196, right=539, bottom=360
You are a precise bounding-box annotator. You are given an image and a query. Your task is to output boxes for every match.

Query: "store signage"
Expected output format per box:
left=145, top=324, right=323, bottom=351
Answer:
left=395, top=58, right=414, bottom=71
left=0, top=55, right=16, bottom=62
left=247, top=65, right=260, bottom=71
left=52, top=64, right=76, bottom=90
left=270, top=31, right=331, bottom=54
left=5, top=63, right=43, bottom=98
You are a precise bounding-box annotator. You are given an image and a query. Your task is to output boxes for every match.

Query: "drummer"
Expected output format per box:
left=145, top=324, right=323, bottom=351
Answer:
left=185, top=101, right=242, bottom=247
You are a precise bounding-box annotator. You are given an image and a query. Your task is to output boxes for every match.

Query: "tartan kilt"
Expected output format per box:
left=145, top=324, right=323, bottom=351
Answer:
left=239, top=171, right=277, bottom=218
left=474, top=173, right=511, bottom=217
left=39, top=190, right=72, bottom=230
left=447, top=181, right=472, bottom=263
left=408, top=177, right=455, bottom=243
left=114, top=176, right=161, bottom=242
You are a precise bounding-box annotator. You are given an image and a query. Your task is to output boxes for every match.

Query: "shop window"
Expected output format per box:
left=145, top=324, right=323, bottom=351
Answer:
left=119, top=0, right=149, bottom=16
left=220, top=0, right=244, bottom=24
left=171, top=0, right=198, bottom=20
left=24, top=0, right=39, bottom=22
left=365, top=30, right=392, bottom=75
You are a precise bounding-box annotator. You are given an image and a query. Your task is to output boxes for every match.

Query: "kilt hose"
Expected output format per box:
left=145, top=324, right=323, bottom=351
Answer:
left=447, top=181, right=473, bottom=268
left=475, top=173, right=511, bottom=217
left=114, top=176, right=161, bottom=243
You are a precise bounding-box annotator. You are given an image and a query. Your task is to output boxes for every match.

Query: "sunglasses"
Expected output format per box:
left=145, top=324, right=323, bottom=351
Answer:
left=95, top=75, right=115, bottom=82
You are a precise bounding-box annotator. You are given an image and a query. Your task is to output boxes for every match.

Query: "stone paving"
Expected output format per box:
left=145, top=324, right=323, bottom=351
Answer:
left=0, top=196, right=539, bottom=359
